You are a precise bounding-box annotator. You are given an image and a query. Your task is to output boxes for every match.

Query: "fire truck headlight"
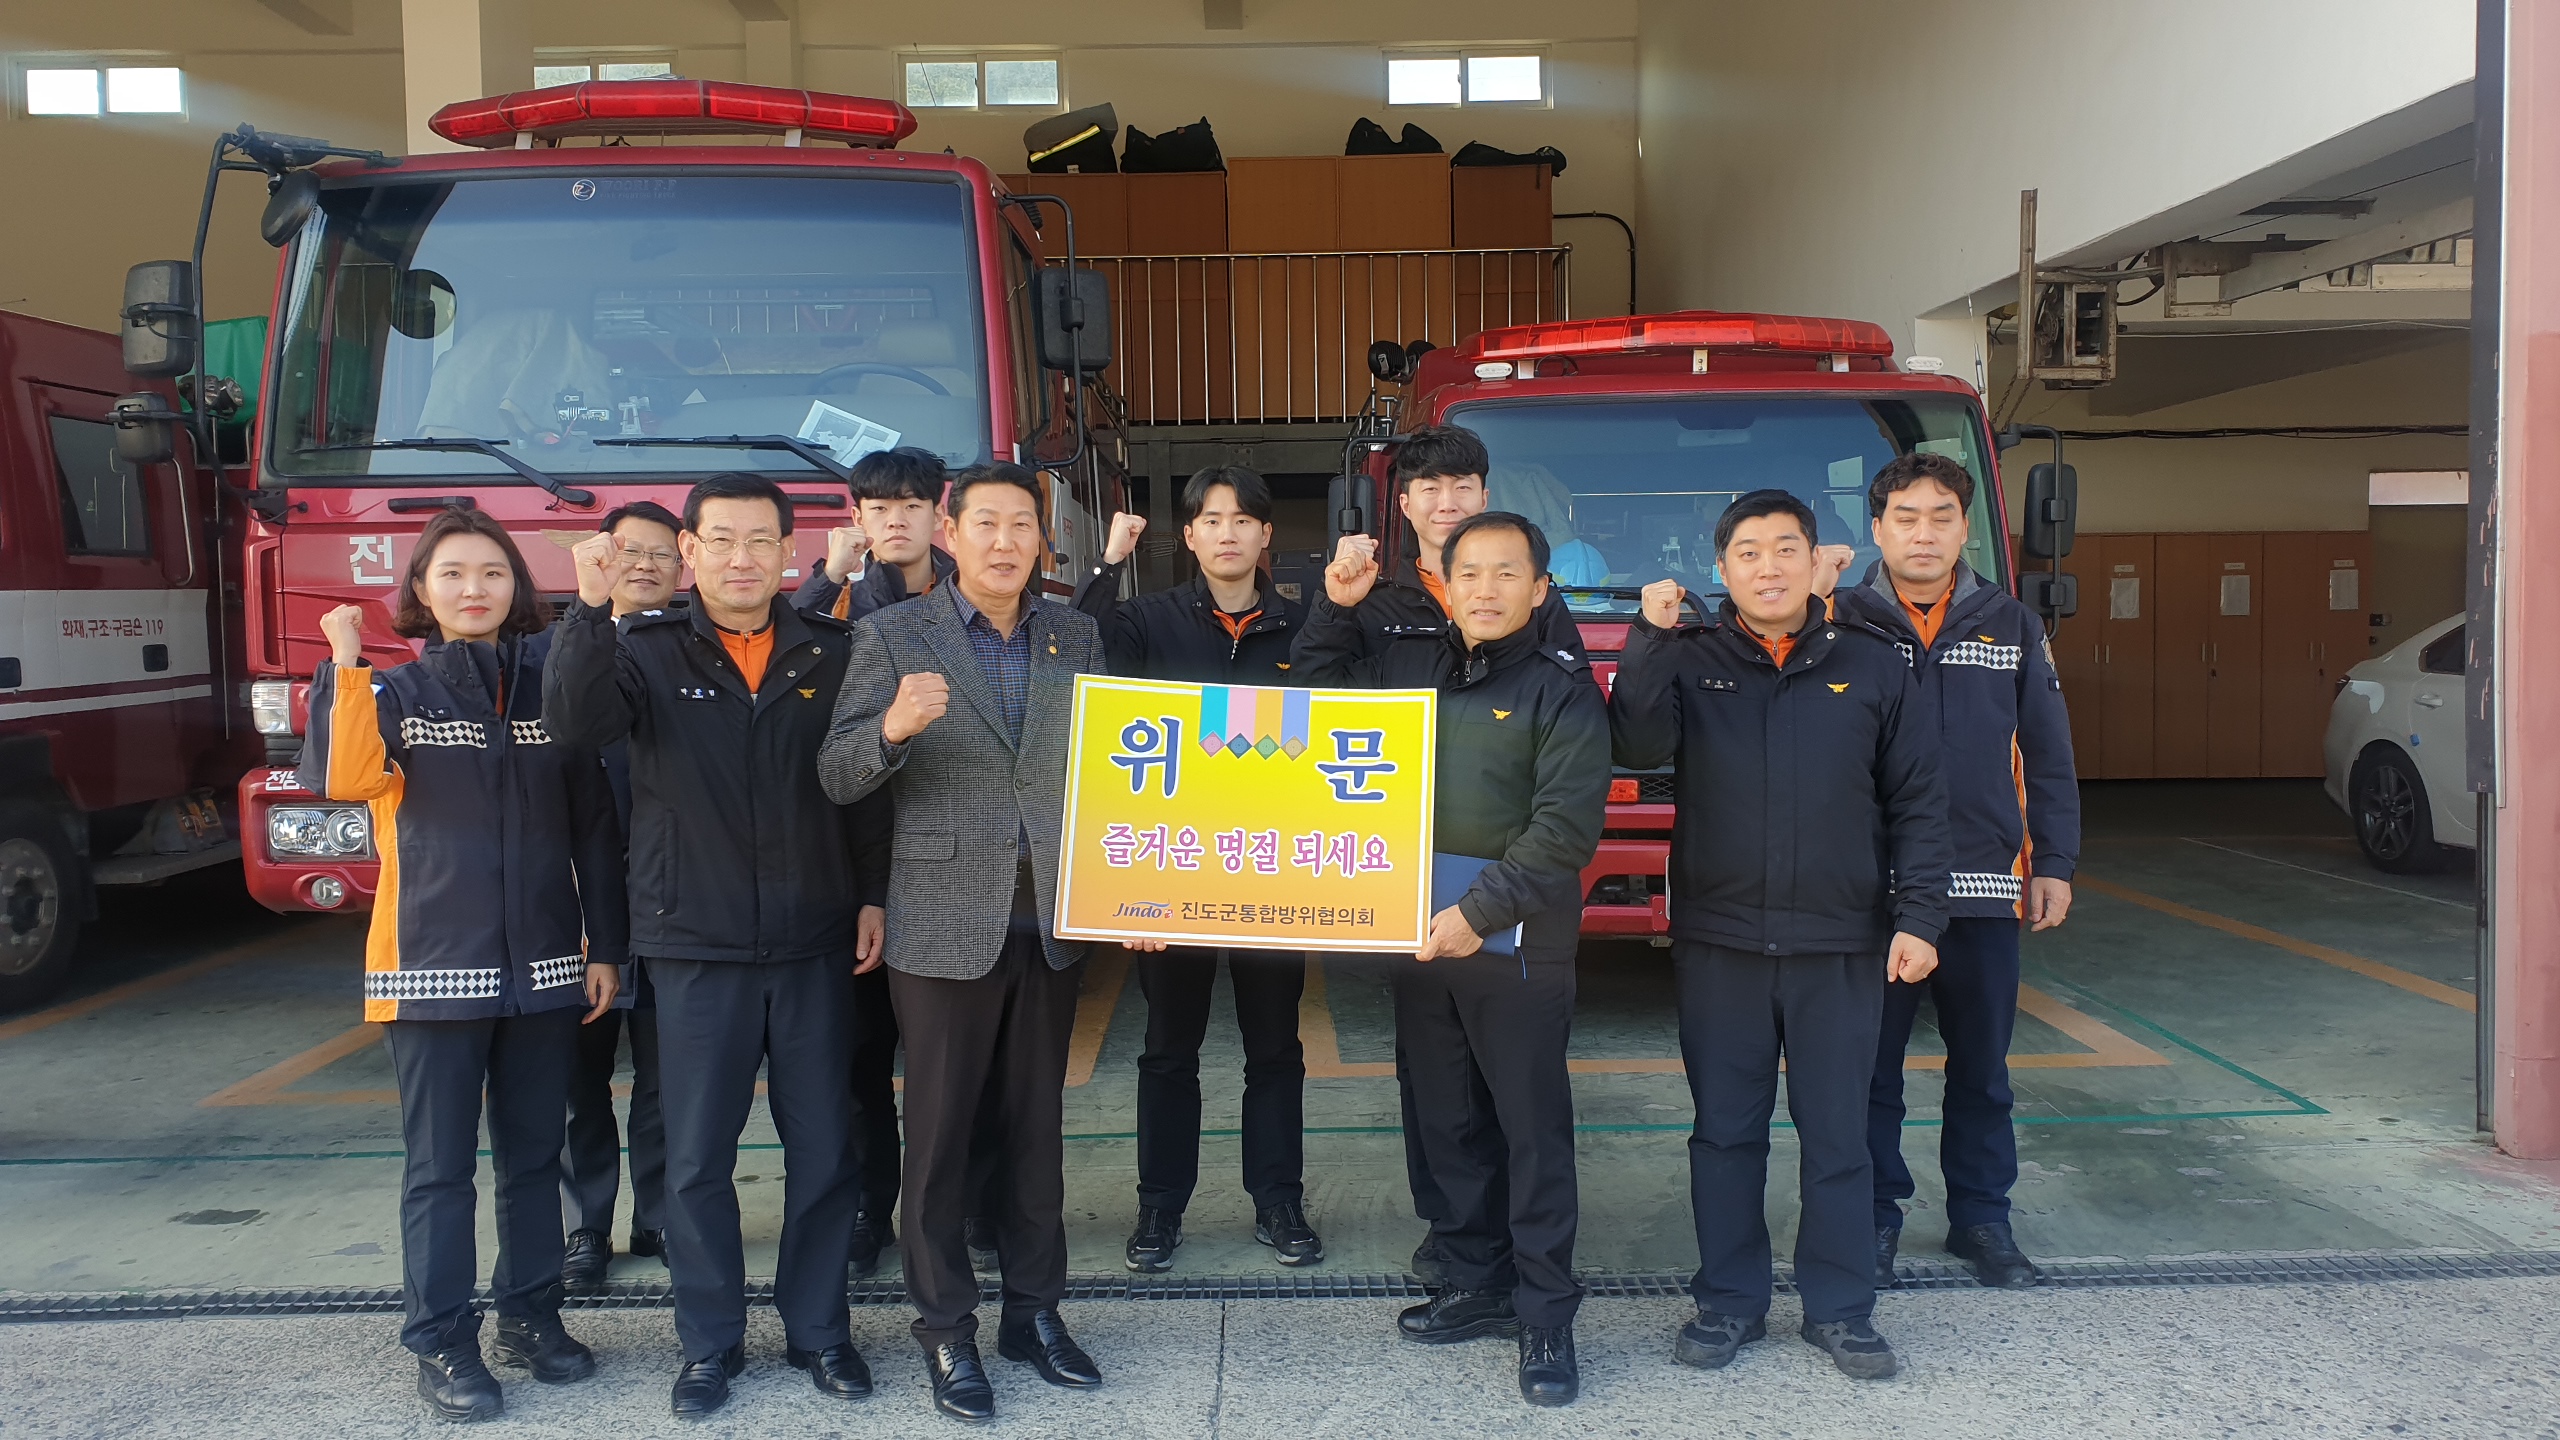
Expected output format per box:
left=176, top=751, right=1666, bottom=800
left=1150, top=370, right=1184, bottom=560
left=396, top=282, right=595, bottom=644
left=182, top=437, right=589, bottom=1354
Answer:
left=268, top=806, right=372, bottom=858
left=250, top=680, right=295, bottom=736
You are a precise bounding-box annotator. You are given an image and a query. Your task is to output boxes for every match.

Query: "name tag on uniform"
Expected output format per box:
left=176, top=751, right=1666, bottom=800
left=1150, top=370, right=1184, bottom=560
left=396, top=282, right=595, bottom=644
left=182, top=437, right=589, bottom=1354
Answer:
left=1697, top=677, right=1737, bottom=693
left=677, top=685, right=720, bottom=701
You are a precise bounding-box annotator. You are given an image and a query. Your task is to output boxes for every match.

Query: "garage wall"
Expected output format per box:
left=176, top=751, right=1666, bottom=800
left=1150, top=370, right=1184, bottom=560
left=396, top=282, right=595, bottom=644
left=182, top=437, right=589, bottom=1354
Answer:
left=0, top=2, right=410, bottom=330
left=1631, top=0, right=2475, bottom=342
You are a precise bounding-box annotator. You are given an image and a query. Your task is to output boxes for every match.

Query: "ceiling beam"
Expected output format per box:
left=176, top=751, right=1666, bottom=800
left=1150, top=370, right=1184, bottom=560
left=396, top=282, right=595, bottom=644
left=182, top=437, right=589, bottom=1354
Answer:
left=251, top=0, right=353, bottom=35
left=2216, top=196, right=2475, bottom=303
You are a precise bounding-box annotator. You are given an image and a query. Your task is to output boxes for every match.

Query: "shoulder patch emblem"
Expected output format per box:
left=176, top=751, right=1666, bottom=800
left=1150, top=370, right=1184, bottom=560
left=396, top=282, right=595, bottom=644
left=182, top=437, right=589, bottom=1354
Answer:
left=1828, top=683, right=1850, bottom=693
left=798, top=687, right=816, bottom=699
left=1978, top=633, right=1998, bottom=643
left=1493, top=708, right=1512, bottom=720
left=1277, top=662, right=1291, bottom=670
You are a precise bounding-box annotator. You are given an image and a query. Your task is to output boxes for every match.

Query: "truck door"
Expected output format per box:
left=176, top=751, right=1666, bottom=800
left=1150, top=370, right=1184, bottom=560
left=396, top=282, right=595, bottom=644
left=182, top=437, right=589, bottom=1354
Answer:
left=13, top=382, right=208, bottom=812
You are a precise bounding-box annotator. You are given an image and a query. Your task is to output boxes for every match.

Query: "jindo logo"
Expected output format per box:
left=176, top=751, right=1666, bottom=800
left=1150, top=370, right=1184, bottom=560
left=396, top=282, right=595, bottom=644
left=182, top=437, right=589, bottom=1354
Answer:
left=1114, top=900, right=1172, bottom=920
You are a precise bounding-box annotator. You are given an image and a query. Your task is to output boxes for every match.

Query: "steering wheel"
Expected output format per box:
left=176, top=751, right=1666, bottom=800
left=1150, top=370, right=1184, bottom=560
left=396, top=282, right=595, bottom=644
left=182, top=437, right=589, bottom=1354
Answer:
left=807, top=361, right=949, bottom=397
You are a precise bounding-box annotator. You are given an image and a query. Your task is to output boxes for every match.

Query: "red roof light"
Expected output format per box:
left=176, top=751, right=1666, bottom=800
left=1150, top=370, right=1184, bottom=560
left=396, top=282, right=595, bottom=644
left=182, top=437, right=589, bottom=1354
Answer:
left=429, top=80, right=916, bottom=149
left=1470, top=311, right=1895, bottom=360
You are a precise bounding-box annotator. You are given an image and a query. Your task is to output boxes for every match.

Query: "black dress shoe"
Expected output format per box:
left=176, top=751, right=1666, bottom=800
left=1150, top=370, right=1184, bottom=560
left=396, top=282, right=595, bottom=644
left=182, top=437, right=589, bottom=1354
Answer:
left=1396, top=1286, right=1519, bottom=1345
left=1672, top=1308, right=1766, bottom=1370
left=1948, top=1221, right=2045, bottom=1289
left=1518, top=1325, right=1578, bottom=1407
left=1254, top=1201, right=1324, bottom=1266
left=1800, top=1316, right=1898, bottom=1379
left=849, top=1211, right=885, bottom=1280
left=998, top=1307, right=1102, bottom=1387
left=628, top=1227, right=668, bottom=1261
left=561, top=1228, right=611, bottom=1296
left=787, top=1341, right=874, bottom=1399
left=669, top=1343, right=745, bottom=1418
left=1124, top=1206, right=1182, bottom=1273
left=964, top=1216, right=1001, bottom=1275
left=925, top=1340, right=996, bottom=1422
left=491, top=1311, right=596, bottom=1384
left=1409, top=1232, right=1453, bottom=1286
left=1875, top=1225, right=1901, bottom=1289
left=417, top=1345, right=504, bottom=1422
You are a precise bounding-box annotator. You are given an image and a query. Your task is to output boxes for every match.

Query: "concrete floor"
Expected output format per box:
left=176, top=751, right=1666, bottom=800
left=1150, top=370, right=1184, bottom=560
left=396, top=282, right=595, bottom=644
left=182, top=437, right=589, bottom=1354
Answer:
left=1, top=779, right=2554, bottom=1305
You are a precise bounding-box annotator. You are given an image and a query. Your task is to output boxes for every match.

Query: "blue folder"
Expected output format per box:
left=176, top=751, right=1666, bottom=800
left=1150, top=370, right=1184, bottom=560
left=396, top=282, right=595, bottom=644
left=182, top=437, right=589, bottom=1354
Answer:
left=1431, top=852, right=1522, bottom=960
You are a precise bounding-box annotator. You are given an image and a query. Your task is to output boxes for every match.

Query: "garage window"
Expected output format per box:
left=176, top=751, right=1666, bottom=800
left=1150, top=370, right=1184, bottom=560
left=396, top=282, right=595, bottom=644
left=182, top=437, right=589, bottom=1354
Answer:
left=1387, top=52, right=1547, bottom=107
left=21, top=63, right=184, bottom=117
left=48, top=416, right=151, bottom=556
left=903, top=55, right=1061, bottom=110
left=532, top=57, right=675, bottom=87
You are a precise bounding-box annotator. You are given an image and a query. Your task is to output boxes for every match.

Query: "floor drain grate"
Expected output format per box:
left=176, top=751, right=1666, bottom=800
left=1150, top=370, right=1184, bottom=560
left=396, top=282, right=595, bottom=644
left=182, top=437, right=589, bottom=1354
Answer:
left=7, top=1252, right=2559, bottom=1324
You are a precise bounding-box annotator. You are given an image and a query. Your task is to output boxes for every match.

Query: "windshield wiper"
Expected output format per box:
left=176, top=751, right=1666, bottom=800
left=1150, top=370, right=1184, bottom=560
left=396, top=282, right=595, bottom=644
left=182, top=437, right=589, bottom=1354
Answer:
left=1556, top=584, right=1719, bottom=622
left=591, top=434, right=854, bottom=493
left=304, top=439, right=596, bottom=507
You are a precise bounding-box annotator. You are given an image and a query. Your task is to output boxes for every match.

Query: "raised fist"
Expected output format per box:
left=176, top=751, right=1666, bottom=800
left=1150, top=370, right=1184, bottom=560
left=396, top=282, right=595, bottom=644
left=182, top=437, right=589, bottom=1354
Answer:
left=1103, top=511, right=1148, bottom=566
left=319, top=603, right=366, bottom=668
left=824, top=523, right=870, bottom=583
left=571, top=530, right=636, bottom=608
left=882, top=671, right=951, bottom=744
left=1639, top=578, right=1687, bottom=630
left=1325, top=533, right=1382, bottom=608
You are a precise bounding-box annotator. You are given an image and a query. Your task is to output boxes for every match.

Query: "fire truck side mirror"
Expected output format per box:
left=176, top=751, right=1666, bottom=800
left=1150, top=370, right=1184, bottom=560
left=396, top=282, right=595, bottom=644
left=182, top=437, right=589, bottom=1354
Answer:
left=1326, top=471, right=1373, bottom=544
left=2020, top=461, right=2078, bottom=560
left=1034, top=267, right=1113, bottom=373
left=261, top=170, right=320, bottom=247
left=121, top=261, right=198, bottom=379
left=107, top=393, right=180, bottom=466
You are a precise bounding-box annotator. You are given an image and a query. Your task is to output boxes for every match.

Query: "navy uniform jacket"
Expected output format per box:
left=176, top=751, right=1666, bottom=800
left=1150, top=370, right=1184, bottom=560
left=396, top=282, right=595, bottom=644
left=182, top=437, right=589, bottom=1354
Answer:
left=1608, top=600, right=1951, bottom=956
left=301, top=629, right=626, bottom=1022
left=1835, top=562, right=2080, bottom=919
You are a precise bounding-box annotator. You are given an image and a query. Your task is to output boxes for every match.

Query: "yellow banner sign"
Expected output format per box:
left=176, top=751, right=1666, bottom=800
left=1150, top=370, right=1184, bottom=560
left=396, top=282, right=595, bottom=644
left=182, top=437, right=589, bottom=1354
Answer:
left=1056, top=675, right=1437, bottom=950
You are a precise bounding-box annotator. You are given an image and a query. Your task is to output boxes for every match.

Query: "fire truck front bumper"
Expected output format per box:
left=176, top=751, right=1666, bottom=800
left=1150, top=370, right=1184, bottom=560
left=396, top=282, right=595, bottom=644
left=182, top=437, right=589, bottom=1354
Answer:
left=239, top=769, right=379, bottom=915
left=1580, top=800, right=1672, bottom=936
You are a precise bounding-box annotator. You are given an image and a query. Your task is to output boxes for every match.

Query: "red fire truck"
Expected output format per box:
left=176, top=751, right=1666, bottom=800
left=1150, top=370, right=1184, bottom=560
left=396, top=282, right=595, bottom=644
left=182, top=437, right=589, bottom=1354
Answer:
left=1335, top=312, right=2015, bottom=938
left=0, top=312, right=256, bottom=1009
left=109, top=80, right=1120, bottom=921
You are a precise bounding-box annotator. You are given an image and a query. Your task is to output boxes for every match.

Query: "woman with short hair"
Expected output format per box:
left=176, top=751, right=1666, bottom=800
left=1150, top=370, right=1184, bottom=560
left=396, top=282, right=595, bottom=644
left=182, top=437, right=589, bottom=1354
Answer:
left=300, top=506, right=626, bottom=1423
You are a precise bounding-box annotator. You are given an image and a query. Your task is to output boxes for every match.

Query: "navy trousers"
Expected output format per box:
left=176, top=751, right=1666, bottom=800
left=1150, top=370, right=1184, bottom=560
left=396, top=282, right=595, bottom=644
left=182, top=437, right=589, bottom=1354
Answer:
left=1135, top=948, right=1307, bottom=1215
left=1676, top=944, right=1884, bottom=1327
left=1869, top=916, right=2022, bottom=1232
left=560, top=1001, right=664, bottom=1238
left=384, top=1007, right=580, bottom=1354
left=651, top=955, right=860, bottom=1360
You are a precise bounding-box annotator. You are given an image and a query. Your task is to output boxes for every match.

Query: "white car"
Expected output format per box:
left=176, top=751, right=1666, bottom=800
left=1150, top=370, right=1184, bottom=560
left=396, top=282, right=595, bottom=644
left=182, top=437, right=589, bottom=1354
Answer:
left=2324, top=613, right=2475, bottom=872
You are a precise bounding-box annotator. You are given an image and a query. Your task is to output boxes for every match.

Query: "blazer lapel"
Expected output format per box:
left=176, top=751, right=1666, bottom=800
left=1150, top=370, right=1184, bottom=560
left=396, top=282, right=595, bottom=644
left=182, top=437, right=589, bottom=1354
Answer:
left=920, top=587, right=1015, bottom=753
left=1017, top=600, right=1073, bottom=767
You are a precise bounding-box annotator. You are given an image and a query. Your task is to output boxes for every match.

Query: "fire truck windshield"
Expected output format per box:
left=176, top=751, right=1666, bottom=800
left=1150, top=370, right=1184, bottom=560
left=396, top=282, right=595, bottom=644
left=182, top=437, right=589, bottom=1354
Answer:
left=1448, top=394, right=2000, bottom=614
left=268, top=170, right=989, bottom=483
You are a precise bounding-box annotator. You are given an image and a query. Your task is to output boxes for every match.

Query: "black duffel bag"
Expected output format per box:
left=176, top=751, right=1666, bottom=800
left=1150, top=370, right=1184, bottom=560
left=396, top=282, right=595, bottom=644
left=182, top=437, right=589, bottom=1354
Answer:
left=1026, top=103, right=1119, bottom=173
left=1123, top=117, right=1225, bottom=173
left=1453, top=140, right=1567, bottom=176
left=1346, top=118, right=1443, bottom=155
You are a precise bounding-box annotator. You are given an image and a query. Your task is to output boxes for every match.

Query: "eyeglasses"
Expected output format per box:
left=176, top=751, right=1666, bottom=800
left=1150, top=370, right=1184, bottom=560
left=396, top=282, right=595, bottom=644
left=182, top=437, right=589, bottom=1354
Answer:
left=624, top=549, right=679, bottom=568
left=692, top=536, right=785, bottom=559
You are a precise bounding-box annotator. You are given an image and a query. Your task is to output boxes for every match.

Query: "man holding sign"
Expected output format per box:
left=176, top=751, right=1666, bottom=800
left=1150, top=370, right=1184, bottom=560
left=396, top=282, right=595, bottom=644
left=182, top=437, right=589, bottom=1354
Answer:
left=1295, top=511, right=1610, bottom=1409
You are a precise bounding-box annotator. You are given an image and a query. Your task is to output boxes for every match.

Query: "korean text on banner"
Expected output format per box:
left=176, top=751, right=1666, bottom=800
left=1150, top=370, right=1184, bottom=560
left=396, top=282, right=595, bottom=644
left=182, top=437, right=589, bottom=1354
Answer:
left=1056, top=676, right=1437, bottom=951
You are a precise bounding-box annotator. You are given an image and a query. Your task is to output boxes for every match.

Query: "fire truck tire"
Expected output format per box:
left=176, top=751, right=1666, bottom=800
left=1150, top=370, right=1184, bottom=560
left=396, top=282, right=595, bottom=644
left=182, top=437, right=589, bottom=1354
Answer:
left=0, top=807, right=82, bottom=1014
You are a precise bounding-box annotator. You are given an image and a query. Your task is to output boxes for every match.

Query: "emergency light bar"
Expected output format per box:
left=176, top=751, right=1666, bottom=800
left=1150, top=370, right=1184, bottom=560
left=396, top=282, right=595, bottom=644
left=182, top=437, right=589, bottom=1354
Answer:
left=1468, top=311, right=1895, bottom=361
left=428, top=79, right=917, bottom=149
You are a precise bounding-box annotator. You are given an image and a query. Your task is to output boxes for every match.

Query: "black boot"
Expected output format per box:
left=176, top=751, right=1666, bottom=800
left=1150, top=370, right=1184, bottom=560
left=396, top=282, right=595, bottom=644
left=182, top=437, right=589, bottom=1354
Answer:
left=1254, top=1201, right=1324, bottom=1267
left=848, top=1210, right=886, bottom=1280
left=1517, top=1325, right=1578, bottom=1407
left=925, top=1340, right=996, bottom=1422
left=416, top=1344, right=504, bottom=1423
left=1874, top=1225, right=1901, bottom=1289
left=1948, top=1221, right=2044, bottom=1289
left=1396, top=1287, right=1518, bottom=1344
left=561, top=1228, right=611, bottom=1297
left=491, top=1311, right=596, bottom=1384
left=669, top=1343, right=744, bottom=1418
left=1124, top=1206, right=1182, bottom=1273
left=997, top=1307, right=1103, bottom=1387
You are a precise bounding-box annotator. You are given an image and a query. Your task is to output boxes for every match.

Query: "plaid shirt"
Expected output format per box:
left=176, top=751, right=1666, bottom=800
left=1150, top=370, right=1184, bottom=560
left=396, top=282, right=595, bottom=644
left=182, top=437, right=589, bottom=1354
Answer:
left=950, top=587, right=1037, bottom=870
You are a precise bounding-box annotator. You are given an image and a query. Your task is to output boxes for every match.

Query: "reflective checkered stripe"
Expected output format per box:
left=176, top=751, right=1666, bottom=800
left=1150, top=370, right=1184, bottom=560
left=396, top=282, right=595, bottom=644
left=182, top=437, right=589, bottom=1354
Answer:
left=528, top=955, right=585, bottom=989
left=399, top=717, right=487, bottom=748
left=1948, top=872, right=2024, bottom=901
left=510, top=720, right=553, bottom=746
left=363, top=967, right=502, bottom=1001
left=1938, top=641, right=2021, bottom=671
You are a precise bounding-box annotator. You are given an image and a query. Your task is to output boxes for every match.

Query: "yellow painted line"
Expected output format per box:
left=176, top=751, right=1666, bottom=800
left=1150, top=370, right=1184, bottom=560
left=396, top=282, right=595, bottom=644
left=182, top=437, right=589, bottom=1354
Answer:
left=200, top=1022, right=385, bottom=1107
left=1064, top=944, right=1132, bottom=1089
left=0, top=932, right=297, bottom=1042
left=2012, top=984, right=2169, bottom=1068
left=2078, top=874, right=2477, bottom=1013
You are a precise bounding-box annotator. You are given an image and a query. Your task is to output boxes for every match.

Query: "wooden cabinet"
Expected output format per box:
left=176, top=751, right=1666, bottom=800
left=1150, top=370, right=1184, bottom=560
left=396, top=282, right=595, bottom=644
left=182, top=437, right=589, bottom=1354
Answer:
left=1451, top=164, right=1554, bottom=247
left=2045, top=534, right=2157, bottom=778
left=2047, top=543, right=2106, bottom=772
left=2260, top=531, right=2374, bottom=776
left=1339, top=154, right=1451, bottom=250
left=997, top=173, right=1128, bottom=256
left=1226, top=157, right=1340, bottom=252
left=2153, top=533, right=2265, bottom=777
left=1126, top=173, right=1228, bottom=255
